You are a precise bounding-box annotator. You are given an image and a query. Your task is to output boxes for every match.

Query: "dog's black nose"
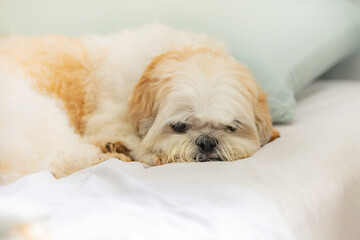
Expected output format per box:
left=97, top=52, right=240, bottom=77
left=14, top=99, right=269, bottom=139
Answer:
left=196, top=135, right=218, bottom=152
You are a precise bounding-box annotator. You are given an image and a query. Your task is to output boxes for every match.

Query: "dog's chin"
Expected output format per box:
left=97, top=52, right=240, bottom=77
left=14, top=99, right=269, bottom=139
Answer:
left=159, top=150, right=224, bottom=163
left=197, top=157, right=221, bottom=162
left=193, top=151, right=223, bottom=162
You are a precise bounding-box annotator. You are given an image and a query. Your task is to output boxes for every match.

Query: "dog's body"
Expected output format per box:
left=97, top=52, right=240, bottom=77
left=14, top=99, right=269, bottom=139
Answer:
left=0, top=24, right=279, bottom=183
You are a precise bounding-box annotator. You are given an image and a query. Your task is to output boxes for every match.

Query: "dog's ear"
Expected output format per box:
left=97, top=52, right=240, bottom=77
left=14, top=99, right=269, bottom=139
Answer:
left=254, top=91, right=280, bottom=146
left=129, top=64, right=159, bottom=136
left=129, top=52, right=174, bottom=136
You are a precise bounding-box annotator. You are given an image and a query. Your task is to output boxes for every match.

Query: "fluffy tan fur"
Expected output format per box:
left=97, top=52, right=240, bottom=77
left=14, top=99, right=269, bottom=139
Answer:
left=0, top=36, right=131, bottom=183
left=134, top=49, right=279, bottom=164
left=0, top=24, right=279, bottom=183
left=0, top=36, right=94, bottom=133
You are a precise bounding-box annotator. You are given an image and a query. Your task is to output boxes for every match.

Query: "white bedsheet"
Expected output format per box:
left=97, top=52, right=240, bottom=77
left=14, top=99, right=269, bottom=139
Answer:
left=1, top=80, right=360, bottom=240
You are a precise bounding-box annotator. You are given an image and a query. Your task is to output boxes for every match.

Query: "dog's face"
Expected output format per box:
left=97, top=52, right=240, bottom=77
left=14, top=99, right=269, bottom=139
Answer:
left=129, top=47, right=276, bottom=163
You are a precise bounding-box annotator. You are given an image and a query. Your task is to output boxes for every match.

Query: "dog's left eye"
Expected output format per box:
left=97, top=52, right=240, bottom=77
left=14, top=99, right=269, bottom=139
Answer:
left=170, top=122, right=188, bottom=133
left=227, top=125, right=237, bottom=132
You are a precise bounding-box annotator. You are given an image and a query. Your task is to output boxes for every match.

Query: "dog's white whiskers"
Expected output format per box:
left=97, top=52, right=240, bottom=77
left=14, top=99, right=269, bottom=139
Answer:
left=217, top=138, right=233, bottom=161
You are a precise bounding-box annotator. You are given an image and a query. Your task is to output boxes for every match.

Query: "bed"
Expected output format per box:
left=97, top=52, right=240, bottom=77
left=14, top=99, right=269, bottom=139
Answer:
left=1, top=77, right=360, bottom=240
left=1, top=1, right=360, bottom=239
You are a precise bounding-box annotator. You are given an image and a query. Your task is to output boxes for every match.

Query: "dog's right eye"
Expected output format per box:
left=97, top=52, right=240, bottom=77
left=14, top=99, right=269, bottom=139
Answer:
left=170, top=122, right=188, bottom=133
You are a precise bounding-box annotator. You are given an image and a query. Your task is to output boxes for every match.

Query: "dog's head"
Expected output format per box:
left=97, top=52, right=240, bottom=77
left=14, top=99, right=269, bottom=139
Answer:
left=129, top=47, right=278, bottom=164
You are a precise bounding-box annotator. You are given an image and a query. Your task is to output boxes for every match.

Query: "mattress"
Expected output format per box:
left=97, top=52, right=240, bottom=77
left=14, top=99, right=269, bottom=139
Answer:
left=1, top=80, right=360, bottom=240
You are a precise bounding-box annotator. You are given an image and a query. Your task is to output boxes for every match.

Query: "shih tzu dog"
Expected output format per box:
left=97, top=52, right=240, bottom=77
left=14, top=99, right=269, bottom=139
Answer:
left=0, top=24, right=279, bottom=183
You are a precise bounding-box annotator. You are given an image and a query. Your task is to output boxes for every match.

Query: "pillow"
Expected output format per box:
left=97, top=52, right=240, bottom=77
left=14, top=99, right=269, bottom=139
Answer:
left=160, top=0, right=360, bottom=122
left=323, top=50, right=360, bottom=80
left=1, top=0, right=360, bottom=122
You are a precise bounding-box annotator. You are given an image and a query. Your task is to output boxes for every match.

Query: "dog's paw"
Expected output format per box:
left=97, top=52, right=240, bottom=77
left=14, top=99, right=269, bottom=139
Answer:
left=96, top=141, right=133, bottom=163
left=99, top=152, right=132, bottom=162
left=100, top=141, right=129, bottom=154
left=269, top=128, right=280, bottom=143
left=134, top=152, right=163, bottom=166
left=154, top=155, right=163, bottom=166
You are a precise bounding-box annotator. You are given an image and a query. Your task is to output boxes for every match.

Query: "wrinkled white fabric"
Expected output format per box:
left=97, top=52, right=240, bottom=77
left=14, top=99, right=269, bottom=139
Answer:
left=1, top=80, right=360, bottom=240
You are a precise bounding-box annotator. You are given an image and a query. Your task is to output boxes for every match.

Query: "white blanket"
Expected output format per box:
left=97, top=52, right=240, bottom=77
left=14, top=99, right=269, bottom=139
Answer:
left=1, top=80, right=360, bottom=240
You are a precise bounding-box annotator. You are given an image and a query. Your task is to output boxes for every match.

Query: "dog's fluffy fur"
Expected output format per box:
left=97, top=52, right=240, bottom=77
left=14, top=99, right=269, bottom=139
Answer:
left=0, top=24, right=279, bottom=183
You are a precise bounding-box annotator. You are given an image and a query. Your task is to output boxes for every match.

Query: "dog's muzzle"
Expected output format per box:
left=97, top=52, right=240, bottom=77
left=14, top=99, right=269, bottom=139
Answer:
left=196, top=135, right=218, bottom=152
left=195, top=135, right=221, bottom=162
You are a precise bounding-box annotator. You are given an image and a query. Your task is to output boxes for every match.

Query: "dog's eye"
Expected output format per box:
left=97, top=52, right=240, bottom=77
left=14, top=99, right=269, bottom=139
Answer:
left=227, top=125, right=237, bottom=132
left=170, top=122, right=188, bottom=133
left=227, top=120, right=241, bottom=132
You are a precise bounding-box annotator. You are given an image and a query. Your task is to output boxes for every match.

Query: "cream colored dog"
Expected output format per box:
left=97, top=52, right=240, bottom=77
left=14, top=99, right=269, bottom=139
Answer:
left=0, top=24, right=279, bottom=183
